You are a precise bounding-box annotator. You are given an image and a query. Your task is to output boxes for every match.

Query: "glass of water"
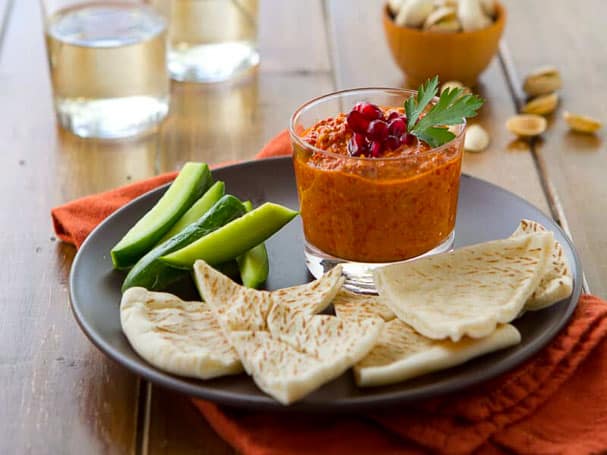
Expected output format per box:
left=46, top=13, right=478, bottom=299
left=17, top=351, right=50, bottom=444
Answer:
left=41, top=0, right=170, bottom=139
left=151, top=0, right=260, bottom=83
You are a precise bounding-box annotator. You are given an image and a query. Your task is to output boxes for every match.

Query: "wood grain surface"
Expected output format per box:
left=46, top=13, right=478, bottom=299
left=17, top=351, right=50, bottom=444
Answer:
left=502, top=0, right=607, bottom=297
left=0, top=0, right=603, bottom=453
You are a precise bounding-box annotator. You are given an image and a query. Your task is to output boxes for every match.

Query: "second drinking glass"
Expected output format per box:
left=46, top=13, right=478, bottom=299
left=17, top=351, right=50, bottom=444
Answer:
left=152, top=0, right=260, bottom=83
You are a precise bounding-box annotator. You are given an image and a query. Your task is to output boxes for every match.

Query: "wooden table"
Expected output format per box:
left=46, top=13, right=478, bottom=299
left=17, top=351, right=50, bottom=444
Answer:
left=2, top=0, right=605, bottom=453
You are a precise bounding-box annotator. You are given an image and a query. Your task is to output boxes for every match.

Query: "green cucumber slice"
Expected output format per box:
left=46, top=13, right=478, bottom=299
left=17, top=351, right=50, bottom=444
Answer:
left=121, top=195, right=246, bottom=291
left=237, top=201, right=269, bottom=289
left=158, top=181, right=225, bottom=243
left=160, top=203, right=298, bottom=269
left=111, top=162, right=212, bottom=269
left=237, top=243, right=269, bottom=289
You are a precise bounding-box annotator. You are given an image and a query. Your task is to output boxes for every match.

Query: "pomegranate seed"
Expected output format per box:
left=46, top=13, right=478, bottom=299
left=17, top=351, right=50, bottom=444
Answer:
left=401, top=133, right=416, bottom=146
left=346, top=110, right=370, bottom=134
left=352, top=132, right=366, bottom=147
left=370, top=141, right=383, bottom=157
left=348, top=133, right=368, bottom=157
left=386, top=111, right=400, bottom=121
left=354, top=102, right=383, bottom=121
left=388, top=118, right=406, bottom=136
left=367, top=120, right=389, bottom=141
left=385, top=135, right=400, bottom=150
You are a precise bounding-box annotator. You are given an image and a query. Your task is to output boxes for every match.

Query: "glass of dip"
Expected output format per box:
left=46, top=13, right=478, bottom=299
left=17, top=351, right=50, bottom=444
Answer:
left=289, top=88, right=466, bottom=292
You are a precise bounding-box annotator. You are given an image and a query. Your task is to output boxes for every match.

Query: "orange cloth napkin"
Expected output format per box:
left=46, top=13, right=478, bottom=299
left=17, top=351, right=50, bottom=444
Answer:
left=52, top=130, right=607, bottom=455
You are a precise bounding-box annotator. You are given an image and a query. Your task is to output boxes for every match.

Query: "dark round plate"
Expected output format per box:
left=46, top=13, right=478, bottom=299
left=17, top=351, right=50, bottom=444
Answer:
left=69, top=156, right=582, bottom=412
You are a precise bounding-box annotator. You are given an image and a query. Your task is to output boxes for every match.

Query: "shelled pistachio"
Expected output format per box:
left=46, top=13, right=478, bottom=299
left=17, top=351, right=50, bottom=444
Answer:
left=563, top=112, right=603, bottom=134
left=506, top=114, right=547, bottom=137
left=521, top=93, right=559, bottom=116
left=523, top=66, right=562, bottom=97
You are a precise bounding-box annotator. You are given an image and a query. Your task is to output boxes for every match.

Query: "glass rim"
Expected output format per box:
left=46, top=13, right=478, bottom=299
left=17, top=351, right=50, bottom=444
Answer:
left=289, top=87, right=466, bottom=162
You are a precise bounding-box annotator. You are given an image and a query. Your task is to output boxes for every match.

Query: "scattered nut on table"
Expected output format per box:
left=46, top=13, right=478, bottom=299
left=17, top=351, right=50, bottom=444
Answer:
left=521, top=93, right=559, bottom=116
left=523, top=66, right=562, bottom=97
left=506, top=114, right=547, bottom=137
left=464, top=124, right=490, bottom=152
left=563, top=112, right=603, bottom=134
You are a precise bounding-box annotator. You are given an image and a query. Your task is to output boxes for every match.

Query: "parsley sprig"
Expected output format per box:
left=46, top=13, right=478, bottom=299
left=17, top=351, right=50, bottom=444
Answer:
left=405, top=76, right=484, bottom=148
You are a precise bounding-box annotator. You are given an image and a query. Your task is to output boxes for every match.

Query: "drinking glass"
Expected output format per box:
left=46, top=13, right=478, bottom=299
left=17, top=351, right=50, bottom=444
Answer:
left=151, top=0, right=259, bottom=83
left=290, top=88, right=465, bottom=292
left=41, top=0, right=170, bottom=138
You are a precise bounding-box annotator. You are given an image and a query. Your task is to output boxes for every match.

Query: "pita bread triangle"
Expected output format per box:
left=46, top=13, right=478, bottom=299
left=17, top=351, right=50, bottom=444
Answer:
left=333, top=293, right=521, bottom=386
left=120, top=287, right=243, bottom=379
left=332, top=289, right=396, bottom=322
left=193, top=260, right=343, bottom=332
left=513, top=220, right=573, bottom=310
left=374, top=232, right=554, bottom=341
left=353, top=318, right=520, bottom=387
left=193, top=260, right=383, bottom=404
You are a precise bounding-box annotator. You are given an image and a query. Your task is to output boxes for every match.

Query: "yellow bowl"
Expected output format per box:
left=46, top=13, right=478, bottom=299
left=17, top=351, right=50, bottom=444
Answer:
left=383, top=3, right=506, bottom=87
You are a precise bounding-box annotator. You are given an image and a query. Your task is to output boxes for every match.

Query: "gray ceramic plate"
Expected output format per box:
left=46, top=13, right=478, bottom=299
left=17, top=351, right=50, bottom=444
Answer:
left=69, top=156, right=582, bottom=412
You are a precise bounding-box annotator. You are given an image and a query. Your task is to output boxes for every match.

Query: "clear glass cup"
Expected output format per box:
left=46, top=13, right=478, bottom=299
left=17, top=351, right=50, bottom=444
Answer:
left=41, top=0, right=170, bottom=138
left=290, top=88, right=465, bottom=293
left=151, top=0, right=259, bottom=83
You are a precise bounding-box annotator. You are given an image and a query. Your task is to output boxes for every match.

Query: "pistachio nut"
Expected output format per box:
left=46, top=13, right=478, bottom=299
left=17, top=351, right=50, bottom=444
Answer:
left=480, top=0, right=497, bottom=17
left=423, top=6, right=457, bottom=29
left=521, top=93, right=559, bottom=116
left=464, top=124, right=490, bottom=152
left=458, top=0, right=492, bottom=31
left=388, top=0, right=405, bottom=16
left=440, top=80, right=471, bottom=94
left=427, top=19, right=462, bottom=32
left=523, top=66, right=562, bottom=97
left=395, top=0, right=434, bottom=27
left=563, top=111, right=603, bottom=134
left=434, top=0, right=458, bottom=7
left=506, top=114, right=547, bottom=137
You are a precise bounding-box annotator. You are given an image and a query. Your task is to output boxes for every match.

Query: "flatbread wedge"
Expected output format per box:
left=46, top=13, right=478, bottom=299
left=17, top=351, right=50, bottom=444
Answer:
left=374, top=232, right=554, bottom=341
left=193, top=260, right=344, bottom=332
left=333, top=295, right=521, bottom=386
left=267, top=302, right=384, bottom=360
left=193, top=260, right=383, bottom=404
left=231, top=314, right=382, bottom=404
left=120, top=287, right=243, bottom=379
left=513, top=220, right=573, bottom=310
left=354, top=319, right=521, bottom=387
left=332, top=289, right=396, bottom=322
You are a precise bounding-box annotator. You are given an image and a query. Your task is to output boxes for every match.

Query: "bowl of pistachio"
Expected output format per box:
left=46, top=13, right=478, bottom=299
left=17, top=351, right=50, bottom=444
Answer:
left=383, top=0, right=506, bottom=87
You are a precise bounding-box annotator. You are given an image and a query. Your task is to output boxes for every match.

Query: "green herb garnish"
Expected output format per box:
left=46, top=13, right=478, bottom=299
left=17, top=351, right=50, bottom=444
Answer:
left=405, top=76, right=484, bottom=147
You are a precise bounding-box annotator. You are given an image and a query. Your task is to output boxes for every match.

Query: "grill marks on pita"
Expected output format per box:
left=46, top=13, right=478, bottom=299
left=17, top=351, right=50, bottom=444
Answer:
left=334, top=292, right=521, bottom=387
left=514, top=220, right=574, bottom=310
left=194, top=261, right=382, bottom=404
left=120, top=287, right=243, bottom=379
left=374, top=232, right=555, bottom=341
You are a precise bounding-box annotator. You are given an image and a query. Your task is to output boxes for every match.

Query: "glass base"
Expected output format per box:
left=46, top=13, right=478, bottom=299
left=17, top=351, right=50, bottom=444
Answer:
left=168, top=41, right=259, bottom=83
left=55, top=95, right=169, bottom=139
left=304, top=231, right=456, bottom=294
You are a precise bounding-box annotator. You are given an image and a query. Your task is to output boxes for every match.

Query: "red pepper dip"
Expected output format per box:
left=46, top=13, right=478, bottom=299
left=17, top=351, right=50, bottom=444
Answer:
left=292, top=104, right=463, bottom=263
